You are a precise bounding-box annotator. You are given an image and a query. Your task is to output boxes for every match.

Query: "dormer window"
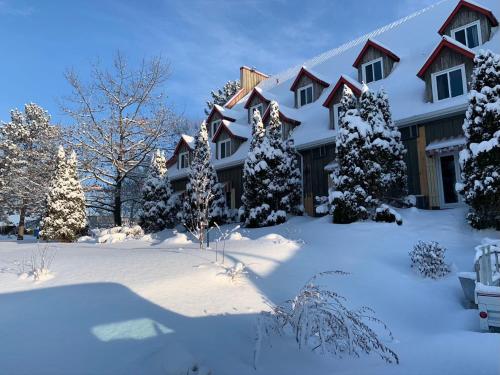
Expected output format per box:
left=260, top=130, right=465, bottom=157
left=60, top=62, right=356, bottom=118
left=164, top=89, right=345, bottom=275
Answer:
left=250, top=103, right=264, bottom=117
left=179, top=152, right=189, bottom=169
left=210, top=120, right=221, bottom=138
left=218, top=139, right=231, bottom=159
left=298, top=84, right=314, bottom=107
left=332, top=103, right=342, bottom=131
left=431, top=65, right=466, bottom=102
left=362, top=58, right=383, bottom=83
left=451, top=21, right=481, bottom=48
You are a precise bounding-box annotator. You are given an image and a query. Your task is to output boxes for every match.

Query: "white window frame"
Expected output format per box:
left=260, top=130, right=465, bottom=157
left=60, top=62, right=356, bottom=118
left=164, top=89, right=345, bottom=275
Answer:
left=218, top=139, right=231, bottom=159
left=431, top=64, right=467, bottom=103
left=297, top=83, right=314, bottom=108
left=179, top=151, right=189, bottom=169
left=332, top=103, right=342, bottom=131
left=451, top=20, right=482, bottom=48
left=210, top=120, right=221, bottom=138
left=361, top=57, right=384, bottom=83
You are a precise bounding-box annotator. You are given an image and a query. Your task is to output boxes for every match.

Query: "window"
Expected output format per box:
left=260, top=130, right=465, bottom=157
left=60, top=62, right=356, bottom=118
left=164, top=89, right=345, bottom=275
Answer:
left=179, top=152, right=189, bottom=169
left=218, top=139, right=231, bottom=159
left=250, top=103, right=264, bottom=117
left=298, top=84, right=314, bottom=107
left=451, top=21, right=481, bottom=48
left=431, top=65, right=467, bottom=102
left=362, top=58, right=383, bottom=83
left=400, top=125, right=418, bottom=141
left=210, top=120, right=221, bottom=138
left=313, top=145, right=327, bottom=159
left=332, top=103, right=342, bottom=130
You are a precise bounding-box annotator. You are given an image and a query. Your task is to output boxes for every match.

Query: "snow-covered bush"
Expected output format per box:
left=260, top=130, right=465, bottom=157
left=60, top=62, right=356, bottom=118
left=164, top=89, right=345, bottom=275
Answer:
left=224, top=262, right=247, bottom=282
left=14, top=244, right=56, bottom=281
left=97, top=225, right=144, bottom=243
left=409, top=241, right=450, bottom=279
left=255, top=271, right=399, bottom=368
left=374, top=204, right=402, bottom=225
left=314, top=196, right=330, bottom=215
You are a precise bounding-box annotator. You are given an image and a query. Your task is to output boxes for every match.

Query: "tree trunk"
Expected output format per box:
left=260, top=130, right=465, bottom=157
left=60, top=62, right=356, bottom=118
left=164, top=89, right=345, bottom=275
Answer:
left=17, top=205, right=26, bottom=240
left=114, top=180, right=122, bottom=226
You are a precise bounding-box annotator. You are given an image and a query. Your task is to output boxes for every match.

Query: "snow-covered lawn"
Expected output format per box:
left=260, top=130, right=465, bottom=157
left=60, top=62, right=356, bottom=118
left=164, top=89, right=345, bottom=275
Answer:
left=0, top=207, right=499, bottom=375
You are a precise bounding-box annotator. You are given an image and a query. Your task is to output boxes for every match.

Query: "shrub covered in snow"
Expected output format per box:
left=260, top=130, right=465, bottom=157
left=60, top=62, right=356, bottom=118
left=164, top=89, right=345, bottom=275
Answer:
left=255, top=271, right=399, bottom=368
left=374, top=204, right=402, bottom=225
left=409, top=240, right=450, bottom=279
left=97, top=225, right=144, bottom=243
left=224, top=262, right=247, bottom=281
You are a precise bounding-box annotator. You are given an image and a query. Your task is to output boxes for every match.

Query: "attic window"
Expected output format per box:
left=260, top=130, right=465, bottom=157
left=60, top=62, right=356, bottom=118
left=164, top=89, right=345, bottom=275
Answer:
left=218, top=139, right=231, bottom=159
left=362, top=58, right=383, bottom=83
left=431, top=65, right=467, bottom=102
left=332, top=103, right=342, bottom=131
left=210, top=120, right=221, bottom=138
left=298, top=84, right=314, bottom=107
left=179, top=152, right=189, bottom=169
left=451, top=21, right=481, bottom=48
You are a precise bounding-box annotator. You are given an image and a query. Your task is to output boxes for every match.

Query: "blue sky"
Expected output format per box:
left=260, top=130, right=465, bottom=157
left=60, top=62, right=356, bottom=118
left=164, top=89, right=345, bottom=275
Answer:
left=0, top=0, right=435, bottom=124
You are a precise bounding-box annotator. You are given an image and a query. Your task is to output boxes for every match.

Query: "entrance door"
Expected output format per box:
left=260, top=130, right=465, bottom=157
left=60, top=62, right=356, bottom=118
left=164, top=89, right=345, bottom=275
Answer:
left=438, top=154, right=459, bottom=206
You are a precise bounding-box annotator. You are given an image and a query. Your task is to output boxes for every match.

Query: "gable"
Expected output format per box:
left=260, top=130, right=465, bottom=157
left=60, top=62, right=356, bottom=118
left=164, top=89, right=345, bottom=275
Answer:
left=441, top=7, right=492, bottom=44
left=356, top=45, right=396, bottom=82
left=292, top=74, right=327, bottom=108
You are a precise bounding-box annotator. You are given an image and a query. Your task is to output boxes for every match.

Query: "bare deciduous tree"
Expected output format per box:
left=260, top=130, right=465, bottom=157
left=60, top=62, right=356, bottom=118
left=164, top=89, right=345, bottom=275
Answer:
left=63, top=51, right=184, bottom=225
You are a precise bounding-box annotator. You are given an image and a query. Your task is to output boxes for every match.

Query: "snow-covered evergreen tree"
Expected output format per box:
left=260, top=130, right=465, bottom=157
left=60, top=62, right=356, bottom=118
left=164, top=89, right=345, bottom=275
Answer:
left=40, top=146, right=87, bottom=242
left=375, top=89, right=408, bottom=201
left=458, top=50, right=500, bottom=229
left=205, top=80, right=241, bottom=115
left=0, top=103, right=60, bottom=239
left=139, top=150, right=174, bottom=233
left=180, top=122, right=228, bottom=240
left=330, top=87, right=372, bottom=223
left=281, top=139, right=303, bottom=215
left=241, top=109, right=272, bottom=226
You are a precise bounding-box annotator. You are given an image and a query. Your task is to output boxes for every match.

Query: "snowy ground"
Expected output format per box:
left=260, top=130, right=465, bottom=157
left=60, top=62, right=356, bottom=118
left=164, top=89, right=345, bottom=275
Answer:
left=0, top=207, right=499, bottom=375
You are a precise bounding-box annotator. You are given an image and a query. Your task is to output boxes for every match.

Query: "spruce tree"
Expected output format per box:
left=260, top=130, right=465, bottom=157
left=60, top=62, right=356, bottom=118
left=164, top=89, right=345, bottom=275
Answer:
left=205, top=80, right=241, bottom=115
left=458, top=50, right=500, bottom=229
left=375, top=89, right=408, bottom=200
left=330, top=86, right=372, bottom=223
left=40, top=146, right=87, bottom=242
left=209, top=181, right=229, bottom=225
left=282, top=139, right=303, bottom=215
left=139, top=149, right=173, bottom=233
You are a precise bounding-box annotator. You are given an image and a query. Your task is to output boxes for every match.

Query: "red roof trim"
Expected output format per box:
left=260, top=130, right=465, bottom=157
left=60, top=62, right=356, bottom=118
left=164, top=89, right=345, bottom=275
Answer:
left=261, top=107, right=301, bottom=126
left=417, top=38, right=475, bottom=79
left=322, top=76, right=362, bottom=108
left=243, top=88, right=270, bottom=109
left=211, top=122, right=248, bottom=143
left=289, top=67, right=330, bottom=92
left=206, top=105, right=236, bottom=124
left=352, top=39, right=400, bottom=68
left=438, top=0, right=498, bottom=35
left=172, top=137, right=193, bottom=157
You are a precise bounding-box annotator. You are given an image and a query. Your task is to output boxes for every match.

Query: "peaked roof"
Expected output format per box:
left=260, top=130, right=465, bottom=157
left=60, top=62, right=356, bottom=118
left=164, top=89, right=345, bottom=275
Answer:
left=211, top=120, right=249, bottom=142
left=243, top=88, right=271, bottom=109
left=417, top=35, right=475, bottom=78
left=438, top=0, right=499, bottom=35
left=262, top=106, right=301, bottom=126
left=289, top=66, right=330, bottom=91
left=352, top=38, right=400, bottom=68
left=206, top=104, right=237, bottom=124
left=322, top=75, right=363, bottom=108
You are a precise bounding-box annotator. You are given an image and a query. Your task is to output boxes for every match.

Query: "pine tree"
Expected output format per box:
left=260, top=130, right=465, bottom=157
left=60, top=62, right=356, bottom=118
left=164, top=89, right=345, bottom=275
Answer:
left=241, top=109, right=270, bottom=224
left=330, top=86, right=372, bottom=223
left=0, top=103, right=60, bottom=239
left=180, top=122, right=227, bottom=240
left=458, top=50, right=500, bottom=229
left=139, top=149, right=174, bottom=233
left=281, top=139, right=303, bottom=215
left=205, top=80, right=241, bottom=115
left=375, top=89, right=408, bottom=201
left=40, top=146, right=87, bottom=242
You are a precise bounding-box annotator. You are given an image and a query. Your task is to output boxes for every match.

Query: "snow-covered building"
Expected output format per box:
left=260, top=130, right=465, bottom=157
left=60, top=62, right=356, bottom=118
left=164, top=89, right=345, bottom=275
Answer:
left=168, top=0, right=500, bottom=215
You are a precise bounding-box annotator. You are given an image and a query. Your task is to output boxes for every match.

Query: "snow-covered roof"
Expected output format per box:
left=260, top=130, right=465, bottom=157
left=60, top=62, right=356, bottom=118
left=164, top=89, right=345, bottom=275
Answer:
left=212, top=119, right=251, bottom=142
left=181, top=134, right=195, bottom=149
left=323, top=75, right=364, bottom=107
left=438, top=0, right=499, bottom=34
left=352, top=38, right=400, bottom=68
left=169, top=0, right=500, bottom=180
left=211, top=104, right=238, bottom=121
left=289, top=66, right=330, bottom=91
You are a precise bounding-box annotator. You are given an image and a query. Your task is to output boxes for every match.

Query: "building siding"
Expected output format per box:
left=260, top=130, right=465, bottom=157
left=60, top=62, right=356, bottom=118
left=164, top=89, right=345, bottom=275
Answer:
left=216, top=165, right=244, bottom=209
left=424, top=114, right=464, bottom=144
left=300, top=143, right=336, bottom=216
